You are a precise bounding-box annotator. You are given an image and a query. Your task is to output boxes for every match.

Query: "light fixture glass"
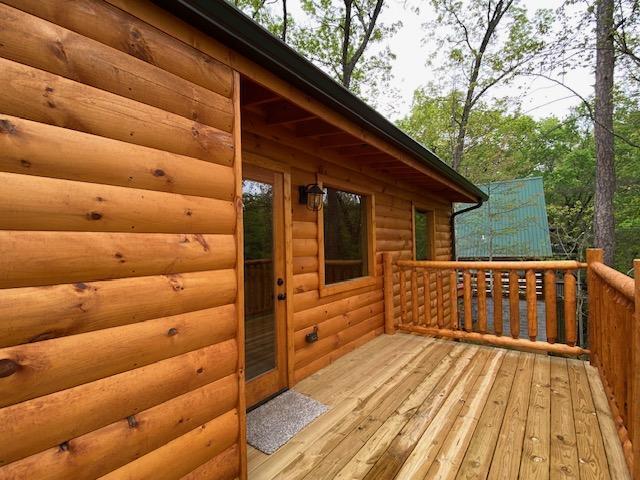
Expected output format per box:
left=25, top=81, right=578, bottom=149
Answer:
left=299, top=184, right=325, bottom=211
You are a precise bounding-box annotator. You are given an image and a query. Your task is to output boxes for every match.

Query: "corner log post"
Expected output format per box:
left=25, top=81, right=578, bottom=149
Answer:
left=632, top=259, right=640, bottom=479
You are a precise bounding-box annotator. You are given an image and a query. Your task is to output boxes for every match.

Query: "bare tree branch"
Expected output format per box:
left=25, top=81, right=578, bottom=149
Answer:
left=524, top=72, right=640, bottom=149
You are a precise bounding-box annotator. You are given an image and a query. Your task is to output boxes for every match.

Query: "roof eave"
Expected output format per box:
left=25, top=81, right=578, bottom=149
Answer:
left=151, top=0, right=488, bottom=203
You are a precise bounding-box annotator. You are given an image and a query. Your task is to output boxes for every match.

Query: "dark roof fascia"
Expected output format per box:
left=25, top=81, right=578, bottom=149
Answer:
left=151, top=0, right=488, bottom=202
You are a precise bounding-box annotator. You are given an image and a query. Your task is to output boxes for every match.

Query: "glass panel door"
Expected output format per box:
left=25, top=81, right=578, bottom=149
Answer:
left=243, top=179, right=276, bottom=380
left=242, top=163, right=287, bottom=407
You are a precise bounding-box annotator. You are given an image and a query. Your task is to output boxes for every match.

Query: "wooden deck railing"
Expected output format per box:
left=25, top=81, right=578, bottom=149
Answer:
left=382, top=249, right=639, bottom=478
left=384, top=255, right=588, bottom=356
left=587, top=249, right=640, bottom=477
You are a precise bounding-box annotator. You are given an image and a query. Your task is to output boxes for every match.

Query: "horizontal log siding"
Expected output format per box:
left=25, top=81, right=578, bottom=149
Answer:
left=0, top=2, right=241, bottom=479
left=241, top=112, right=453, bottom=383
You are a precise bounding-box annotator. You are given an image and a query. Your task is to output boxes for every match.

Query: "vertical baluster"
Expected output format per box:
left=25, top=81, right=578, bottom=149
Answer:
left=411, top=269, right=418, bottom=325
left=526, top=269, right=537, bottom=341
left=436, top=271, right=444, bottom=328
left=509, top=271, right=520, bottom=338
left=423, top=270, right=432, bottom=326
left=544, top=269, right=557, bottom=344
left=564, top=270, right=576, bottom=347
left=586, top=248, right=603, bottom=364
left=603, top=283, right=610, bottom=376
left=632, top=260, right=640, bottom=480
left=449, top=270, right=458, bottom=329
left=594, top=275, right=601, bottom=363
left=613, top=299, right=624, bottom=424
left=463, top=270, right=472, bottom=332
left=477, top=269, right=487, bottom=333
left=603, top=285, right=611, bottom=381
left=493, top=270, right=503, bottom=336
left=399, top=267, right=407, bottom=326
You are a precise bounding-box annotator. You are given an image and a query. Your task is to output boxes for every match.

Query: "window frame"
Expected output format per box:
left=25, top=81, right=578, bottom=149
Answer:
left=412, top=202, right=436, bottom=261
left=317, top=174, right=376, bottom=297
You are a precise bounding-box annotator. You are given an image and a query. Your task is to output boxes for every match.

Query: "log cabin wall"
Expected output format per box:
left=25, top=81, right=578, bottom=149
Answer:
left=241, top=112, right=454, bottom=383
left=0, top=1, right=243, bottom=478
left=0, top=0, right=459, bottom=478
left=92, top=0, right=460, bottom=384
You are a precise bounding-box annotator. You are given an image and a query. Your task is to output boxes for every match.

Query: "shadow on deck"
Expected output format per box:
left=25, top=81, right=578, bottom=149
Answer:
left=248, top=333, right=630, bottom=479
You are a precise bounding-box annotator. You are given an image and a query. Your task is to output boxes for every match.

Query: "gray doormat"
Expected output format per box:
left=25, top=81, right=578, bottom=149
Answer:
left=247, top=390, right=328, bottom=454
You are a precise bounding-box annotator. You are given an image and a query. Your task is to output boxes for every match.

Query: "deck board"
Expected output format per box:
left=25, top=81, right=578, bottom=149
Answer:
left=248, top=333, right=628, bottom=479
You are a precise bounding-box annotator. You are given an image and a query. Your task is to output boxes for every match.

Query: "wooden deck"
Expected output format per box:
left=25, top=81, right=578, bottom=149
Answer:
left=248, top=333, right=630, bottom=479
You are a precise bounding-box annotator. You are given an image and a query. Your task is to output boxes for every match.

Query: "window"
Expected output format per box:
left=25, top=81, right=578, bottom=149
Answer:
left=414, top=207, right=434, bottom=260
left=323, top=187, right=368, bottom=284
left=318, top=176, right=376, bottom=296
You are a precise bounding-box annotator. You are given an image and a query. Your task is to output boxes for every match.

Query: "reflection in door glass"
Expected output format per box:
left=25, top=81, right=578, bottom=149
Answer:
left=243, top=180, right=276, bottom=380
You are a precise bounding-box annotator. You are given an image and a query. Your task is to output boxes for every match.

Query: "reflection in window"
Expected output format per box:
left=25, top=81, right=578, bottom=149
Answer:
left=415, top=209, right=433, bottom=260
left=242, top=180, right=275, bottom=380
left=323, top=187, right=368, bottom=284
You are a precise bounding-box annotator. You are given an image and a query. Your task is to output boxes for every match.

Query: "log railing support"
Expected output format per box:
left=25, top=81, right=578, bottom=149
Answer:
left=587, top=248, right=604, bottom=363
left=477, top=270, right=487, bottom=333
left=587, top=248, right=639, bottom=476
left=392, top=254, right=639, bottom=475
left=394, top=259, right=589, bottom=357
left=383, top=252, right=394, bottom=335
left=633, top=259, right=640, bottom=480
left=544, top=269, right=557, bottom=343
left=493, top=271, right=503, bottom=336
left=509, top=271, right=520, bottom=339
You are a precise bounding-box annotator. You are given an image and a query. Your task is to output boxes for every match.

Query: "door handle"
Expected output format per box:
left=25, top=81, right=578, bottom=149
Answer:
left=277, top=293, right=287, bottom=301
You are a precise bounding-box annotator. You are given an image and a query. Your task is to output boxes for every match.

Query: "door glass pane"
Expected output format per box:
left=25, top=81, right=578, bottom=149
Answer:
left=243, top=179, right=275, bottom=380
left=323, top=187, right=367, bottom=284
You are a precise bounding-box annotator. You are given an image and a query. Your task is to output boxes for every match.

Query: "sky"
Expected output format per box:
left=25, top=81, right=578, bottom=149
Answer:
left=379, top=0, right=594, bottom=121
left=289, top=0, right=595, bottom=122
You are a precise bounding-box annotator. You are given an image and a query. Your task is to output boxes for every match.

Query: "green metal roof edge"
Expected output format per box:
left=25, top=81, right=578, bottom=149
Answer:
left=151, top=0, right=487, bottom=202
left=455, top=177, right=552, bottom=258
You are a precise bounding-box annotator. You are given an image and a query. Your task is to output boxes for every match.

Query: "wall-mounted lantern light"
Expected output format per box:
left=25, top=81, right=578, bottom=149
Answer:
left=299, top=183, right=325, bottom=211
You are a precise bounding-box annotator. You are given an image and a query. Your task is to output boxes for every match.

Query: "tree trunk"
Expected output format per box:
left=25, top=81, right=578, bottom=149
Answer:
left=594, top=0, right=616, bottom=265
left=341, top=0, right=353, bottom=88
left=281, top=0, right=288, bottom=42
left=452, top=93, right=474, bottom=171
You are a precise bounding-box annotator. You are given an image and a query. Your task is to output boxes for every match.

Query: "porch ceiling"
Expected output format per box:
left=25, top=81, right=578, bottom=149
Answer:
left=241, top=78, right=475, bottom=203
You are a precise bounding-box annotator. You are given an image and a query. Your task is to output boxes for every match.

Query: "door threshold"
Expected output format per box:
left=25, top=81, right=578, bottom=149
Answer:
left=247, top=387, right=289, bottom=412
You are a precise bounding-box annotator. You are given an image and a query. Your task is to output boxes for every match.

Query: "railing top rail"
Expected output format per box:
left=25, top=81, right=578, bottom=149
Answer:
left=590, top=261, right=635, bottom=302
left=397, top=260, right=587, bottom=271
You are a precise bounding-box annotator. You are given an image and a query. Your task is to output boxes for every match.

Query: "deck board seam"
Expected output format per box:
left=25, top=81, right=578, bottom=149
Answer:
left=394, top=347, right=496, bottom=478
left=363, top=344, right=484, bottom=480
left=455, top=350, right=521, bottom=480
left=446, top=348, right=508, bottom=480
left=299, top=340, right=459, bottom=479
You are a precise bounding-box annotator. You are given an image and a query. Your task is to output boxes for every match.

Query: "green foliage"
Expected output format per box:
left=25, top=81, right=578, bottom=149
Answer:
left=230, top=0, right=292, bottom=39
left=426, top=0, right=553, bottom=102
left=228, top=0, right=400, bottom=106
left=323, top=188, right=365, bottom=261
left=399, top=90, right=640, bottom=271
left=292, top=0, right=401, bottom=103
left=397, top=85, right=537, bottom=182
left=414, top=210, right=431, bottom=260
left=243, top=180, right=273, bottom=261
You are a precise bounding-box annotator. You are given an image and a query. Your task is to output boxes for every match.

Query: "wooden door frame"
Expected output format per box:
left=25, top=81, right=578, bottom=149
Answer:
left=242, top=156, right=294, bottom=407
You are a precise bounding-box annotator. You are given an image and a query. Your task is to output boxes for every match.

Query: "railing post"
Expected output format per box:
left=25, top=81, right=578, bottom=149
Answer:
left=383, top=252, right=395, bottom=335
left=632, top=259, right=639, bottom=479
left=587, top=248, right=604, bottom=365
